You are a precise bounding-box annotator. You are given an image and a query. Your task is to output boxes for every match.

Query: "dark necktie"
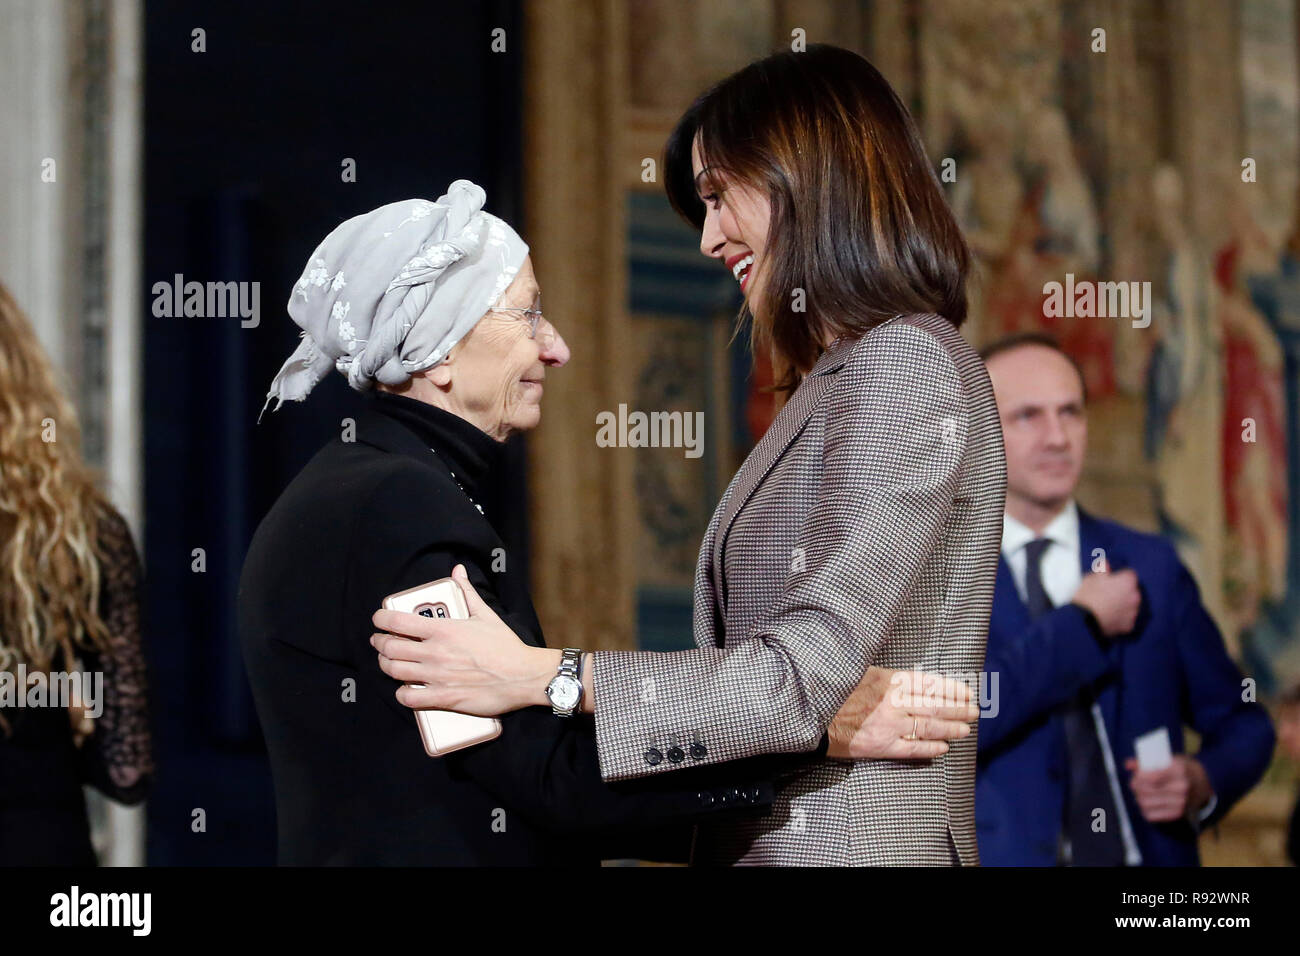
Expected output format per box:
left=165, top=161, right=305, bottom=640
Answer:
left=1023, top=537, right=1126, bottom=866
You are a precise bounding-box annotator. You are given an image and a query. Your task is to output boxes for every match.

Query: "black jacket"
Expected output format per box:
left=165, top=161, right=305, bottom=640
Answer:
left=239, top=392, right=784, bottom=865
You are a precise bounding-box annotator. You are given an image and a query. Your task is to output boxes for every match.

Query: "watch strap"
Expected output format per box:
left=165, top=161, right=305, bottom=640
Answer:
left=559, top=647, right=582, bottom=679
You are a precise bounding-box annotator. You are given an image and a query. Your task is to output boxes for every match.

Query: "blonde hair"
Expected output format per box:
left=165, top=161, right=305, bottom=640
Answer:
left=0, top=281, right=114, bottom=687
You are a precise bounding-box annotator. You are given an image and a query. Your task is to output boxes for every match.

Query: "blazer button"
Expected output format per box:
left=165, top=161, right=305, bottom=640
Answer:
left=644, top=748, right=663, bottom=766
left=667, top=746, right=685, bottom=763
left=689, top=743, right=707, bottom=759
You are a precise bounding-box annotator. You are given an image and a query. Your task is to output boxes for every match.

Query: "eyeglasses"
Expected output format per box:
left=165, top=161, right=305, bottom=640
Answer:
left=487, top=292, right=548, bottom=342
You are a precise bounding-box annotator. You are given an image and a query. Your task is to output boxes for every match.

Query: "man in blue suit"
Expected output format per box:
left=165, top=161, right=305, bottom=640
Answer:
left=975, top=332, right=1274, bottom=866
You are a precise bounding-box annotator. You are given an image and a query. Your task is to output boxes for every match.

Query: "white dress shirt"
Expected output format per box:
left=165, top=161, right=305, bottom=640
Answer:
left=1001, top=500, right=1144, bottom=866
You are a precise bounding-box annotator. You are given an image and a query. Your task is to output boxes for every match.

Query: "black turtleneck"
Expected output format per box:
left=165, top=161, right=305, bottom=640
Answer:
left=370, top=391, right=503, bottom=513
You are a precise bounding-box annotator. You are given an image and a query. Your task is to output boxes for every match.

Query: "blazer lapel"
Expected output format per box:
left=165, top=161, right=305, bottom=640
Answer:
left=991, top=554, right=1029, bottom=634
left=710, top=336, right=857, bottom=616
left=695, top=505, right=725, bottom=648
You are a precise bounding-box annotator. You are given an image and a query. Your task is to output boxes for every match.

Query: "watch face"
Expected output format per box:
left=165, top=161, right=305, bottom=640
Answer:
left=548, top=675, right=581, bottom=710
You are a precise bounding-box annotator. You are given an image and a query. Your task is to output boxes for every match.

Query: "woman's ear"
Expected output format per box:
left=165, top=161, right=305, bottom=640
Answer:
left=428, top=360, right=453, bottom=389
left=425, top=331, right=471, bottom=392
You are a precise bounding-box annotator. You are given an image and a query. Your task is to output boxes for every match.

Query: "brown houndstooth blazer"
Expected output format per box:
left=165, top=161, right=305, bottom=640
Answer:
left=590, top=312, right=1006, bottom=865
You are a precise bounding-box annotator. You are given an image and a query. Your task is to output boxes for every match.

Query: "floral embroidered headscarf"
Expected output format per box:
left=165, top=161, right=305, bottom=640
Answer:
left=260, top=179, right=528, bottom=420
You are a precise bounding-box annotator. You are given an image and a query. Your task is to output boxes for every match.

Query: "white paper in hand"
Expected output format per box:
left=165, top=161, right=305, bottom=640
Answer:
left=1134, top=727, right=1173, bottom=771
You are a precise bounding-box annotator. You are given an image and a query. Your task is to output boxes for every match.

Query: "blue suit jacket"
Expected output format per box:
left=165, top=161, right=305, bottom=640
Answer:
left=975, top=507, right=1275, bottom=866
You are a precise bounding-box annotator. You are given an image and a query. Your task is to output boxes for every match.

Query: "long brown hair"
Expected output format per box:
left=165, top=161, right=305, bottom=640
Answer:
left=0, top=281, right=114, bottom=686
left=665, top=44, right=970, bottom=391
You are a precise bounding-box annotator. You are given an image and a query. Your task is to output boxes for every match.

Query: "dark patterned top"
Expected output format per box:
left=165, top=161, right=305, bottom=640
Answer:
left=78, top=504, right=153, bottom=801
left=0, top=503, right=152, bottom=864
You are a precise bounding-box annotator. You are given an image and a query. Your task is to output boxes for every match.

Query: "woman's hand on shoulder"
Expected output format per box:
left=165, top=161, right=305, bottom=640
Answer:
left=370, top=565, right=556, bottom=716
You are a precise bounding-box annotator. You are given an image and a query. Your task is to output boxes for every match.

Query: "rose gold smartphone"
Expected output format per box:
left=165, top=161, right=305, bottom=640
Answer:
left=380, top=577, right=503, bottom=757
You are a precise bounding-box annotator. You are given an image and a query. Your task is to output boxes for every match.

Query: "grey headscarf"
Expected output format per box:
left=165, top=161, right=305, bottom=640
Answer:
left=260, top=179, right=529, bottom=420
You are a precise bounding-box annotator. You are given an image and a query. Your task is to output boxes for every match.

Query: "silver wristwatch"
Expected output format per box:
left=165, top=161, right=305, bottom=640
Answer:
left=545, top=648, right=584, bottom=717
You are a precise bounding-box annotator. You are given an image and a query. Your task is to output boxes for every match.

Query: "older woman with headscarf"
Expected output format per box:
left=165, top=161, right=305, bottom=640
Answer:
left=240, top=179, right=972, bottom=866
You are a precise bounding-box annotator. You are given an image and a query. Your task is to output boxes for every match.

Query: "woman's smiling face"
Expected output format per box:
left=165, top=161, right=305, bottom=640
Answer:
left=691, top=135, right=772, bottom=311
left=384, top=256, right=570, bottom=441
left=442, top=257, right=569, bottom=441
